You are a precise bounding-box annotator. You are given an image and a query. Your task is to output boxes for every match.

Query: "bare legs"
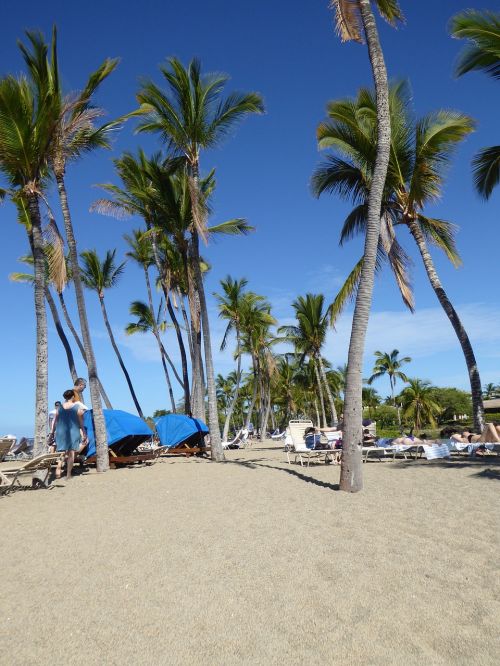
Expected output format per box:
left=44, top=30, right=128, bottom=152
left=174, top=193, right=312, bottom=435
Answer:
left=55, top=449, right=77, bottom=480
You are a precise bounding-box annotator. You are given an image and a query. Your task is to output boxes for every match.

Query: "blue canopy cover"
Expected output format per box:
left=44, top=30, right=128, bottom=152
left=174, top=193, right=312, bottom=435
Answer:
left=83, top=409, right=153, bottom=457
left=155, top=414, right=208, bottom=448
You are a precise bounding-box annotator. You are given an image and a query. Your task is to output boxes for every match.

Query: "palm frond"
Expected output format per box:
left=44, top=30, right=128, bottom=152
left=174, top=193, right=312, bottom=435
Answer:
left=417, top=214, right=462, bottom=267
left=43, top=217, right=67, bottom=292
left=329, top=0, right=363, bottom=43
left=208, top=218, right=254, bottom=236
left=472, top=145, right=500, bottom=200
left=450, top=10, right=500, bottom=80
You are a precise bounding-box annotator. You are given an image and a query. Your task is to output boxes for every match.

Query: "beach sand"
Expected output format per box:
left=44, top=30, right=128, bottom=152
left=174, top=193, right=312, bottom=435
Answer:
left=1, top=443, right=499, bottom=665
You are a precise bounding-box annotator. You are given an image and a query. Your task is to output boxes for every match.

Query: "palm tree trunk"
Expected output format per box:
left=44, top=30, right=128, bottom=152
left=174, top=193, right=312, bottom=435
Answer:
left=190, top=228, right=223, bottom=460
left=45, top=288, right=77, bottom=383
left=260, top=387, right=272, bottom=442
left=145, top=221, right=191, bottom=413
left=314, top=360, right=327, bottom=428
left=55, top=173, right=109, bottom=471
left=26, top=196, right=48, bottom=457
left=143, top=266, right=184, bottom=391
left=407, top=219, right=485, bottom=432
left=319, top=357, right=338, bottom=424
left=222, top=328, right=242, bottom=442
left=314, top=399, right=321, bottom=428
left=245, top=359, right=259, bottom=429
left=98, top=294, right=145, bottom=419
left=57, top=291, right=113, bottom=409
left=340, top=0, right=391, bottom=493
left=180, top=297, right=194, bottom=358
left=159, top=345, right=176, bottom=413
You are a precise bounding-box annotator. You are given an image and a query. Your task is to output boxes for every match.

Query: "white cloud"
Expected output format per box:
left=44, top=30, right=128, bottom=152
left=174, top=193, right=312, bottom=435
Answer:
left=324, top=302, right=500, bottom=367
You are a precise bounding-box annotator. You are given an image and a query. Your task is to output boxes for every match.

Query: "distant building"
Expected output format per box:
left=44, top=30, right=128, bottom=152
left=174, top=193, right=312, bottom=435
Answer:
left=484, top=399, right=500, bottom=413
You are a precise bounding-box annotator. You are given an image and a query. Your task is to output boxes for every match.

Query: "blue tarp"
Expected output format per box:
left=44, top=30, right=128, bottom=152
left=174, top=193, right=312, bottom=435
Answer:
left=84, top=409, right=153, bottom=457
left=155, top=414, right=208, bottom=448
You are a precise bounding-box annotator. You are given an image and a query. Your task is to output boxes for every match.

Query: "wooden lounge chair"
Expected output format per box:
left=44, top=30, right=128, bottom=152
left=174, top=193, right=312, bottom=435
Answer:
left=0, top=453, right=60, bottom=494
left=160, top=441, right=211, bottom=458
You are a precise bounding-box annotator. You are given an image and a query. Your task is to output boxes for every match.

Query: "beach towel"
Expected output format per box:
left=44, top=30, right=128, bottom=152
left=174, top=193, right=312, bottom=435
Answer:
left=423, top=443, right=451, bottom=460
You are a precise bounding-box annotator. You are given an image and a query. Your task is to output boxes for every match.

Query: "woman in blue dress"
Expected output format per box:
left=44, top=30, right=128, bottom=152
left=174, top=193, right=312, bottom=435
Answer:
left=49, top=389, right=88, bottom=480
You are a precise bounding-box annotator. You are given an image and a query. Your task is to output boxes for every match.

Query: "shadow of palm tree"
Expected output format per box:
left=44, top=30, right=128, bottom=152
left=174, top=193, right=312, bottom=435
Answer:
left=224, top=457, right=340, bottom=491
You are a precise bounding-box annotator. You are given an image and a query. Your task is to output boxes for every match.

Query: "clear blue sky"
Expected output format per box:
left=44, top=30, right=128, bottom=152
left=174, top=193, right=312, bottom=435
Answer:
left=1, top=1, right=499, bottom=435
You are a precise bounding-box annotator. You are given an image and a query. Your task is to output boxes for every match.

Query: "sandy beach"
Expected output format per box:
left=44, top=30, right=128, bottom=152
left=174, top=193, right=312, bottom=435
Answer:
left=1, top=442, right=499, bottom=665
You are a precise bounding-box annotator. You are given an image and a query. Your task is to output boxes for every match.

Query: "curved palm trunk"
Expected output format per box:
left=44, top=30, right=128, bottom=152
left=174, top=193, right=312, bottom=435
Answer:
left=340, top=0, right=391, bottom=493
left=55, top=174, right=109, bottom=471
left=319, top=357, right=338, bottom=424
left=260, top=387, right=272, bottom=442
left=45, top=288, right=77, bottom=383
left=159, top=344, right=176, bottom=413
left=314, top=360, right=327, bottom=428
left=144, top=266, right=183, bottom=393
left=98, top=294, right=145, bottom=419
left=222, top=328, right=242, bottom=442
left=146, top=222, right=191, bottom=414
left=180, top=297, right=194, bottom=358
left=57, top=292, right=113, bottom=409
left=27, top=196, right=48, bottom=457
left=408, top=219, right=485, bottom=432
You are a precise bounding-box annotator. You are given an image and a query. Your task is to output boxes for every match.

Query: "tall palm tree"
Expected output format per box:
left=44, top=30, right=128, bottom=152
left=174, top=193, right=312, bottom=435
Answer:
left=125, top=299, right=176, bottom=413
left=450, top=10, right=499, bottom=199
left=215, top=278, right=267, bottom=441
left=368, top=349, right=410, bottom=404
left=80, top=249, right=145, bottom=419
left=133, top=56, right=264, bottom=461
left=313, top=81, right=485, bottom=432
left=326, top=0, right=403, bottom=492
left=362, top=386, right=380, bottom=418
left=0, top=70, right=60, bottom=455
left=280, top=294, right=338, bottom=426
left=18, top=28, right=118, bottom=470
left=400, top=379, right=442, bottom=431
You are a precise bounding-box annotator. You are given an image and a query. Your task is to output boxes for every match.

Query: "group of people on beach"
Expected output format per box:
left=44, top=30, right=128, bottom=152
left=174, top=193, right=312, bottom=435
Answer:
left=47, top=378, right=89, bottom=481
left=301, top=420, right=500, bottom=459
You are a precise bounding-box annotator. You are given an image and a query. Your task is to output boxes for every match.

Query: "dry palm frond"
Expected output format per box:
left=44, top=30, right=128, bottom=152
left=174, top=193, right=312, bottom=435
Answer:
left=42, top=217, right=67, bottom=292
left=330, top=0, right=363, bottom=43
left=89, top=198, right=131, bottom=219
left=380, top=213, right=414, bottom=311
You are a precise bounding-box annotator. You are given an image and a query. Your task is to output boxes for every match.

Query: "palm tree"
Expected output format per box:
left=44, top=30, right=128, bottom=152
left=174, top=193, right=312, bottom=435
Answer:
left=483, top=383, right=500, bottom=400
left=18, top=28, right=118, bottom=470
left=132, top=56, right=264, bottom=461
left=80, top=249, right=145, bottom=419
left=326, top=0, right=403, bottom=492
left=280, top=294, right=338, bottom=426
left=362, top=386, right=380, bottom=418
left=215, top=278, right=268, bottom=441
left=400, top=379, right=442, bottom=431
left=313, top=81, right=485, bottom=432
left=450, top=10, right=499, bottom=199
left=0, top=69, right=60, bottom=455
left=368, top=350, right=410, bottom=404
left=125, top=299, right=176, bottom=413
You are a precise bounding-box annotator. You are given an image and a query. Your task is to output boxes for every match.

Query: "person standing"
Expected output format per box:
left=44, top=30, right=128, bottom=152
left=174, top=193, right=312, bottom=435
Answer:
left=73, top=378, right=89, bottom=410
left=50, top=390, right=87, bottom=480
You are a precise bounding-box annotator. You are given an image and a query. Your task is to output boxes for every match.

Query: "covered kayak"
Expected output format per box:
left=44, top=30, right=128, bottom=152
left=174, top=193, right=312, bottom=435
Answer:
left=83, top=409, right=153, bottom=457
left=155, top=414, right=208, bottom=449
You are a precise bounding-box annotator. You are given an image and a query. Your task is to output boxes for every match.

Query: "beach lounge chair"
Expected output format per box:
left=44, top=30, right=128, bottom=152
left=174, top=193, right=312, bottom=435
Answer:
left=222, top=428, right=248, bottom=450
left=0, top=453, right=60, bottom=494
left=285, top=420, right=334, bottom=467
left=271, top=429, right=286, bottom=441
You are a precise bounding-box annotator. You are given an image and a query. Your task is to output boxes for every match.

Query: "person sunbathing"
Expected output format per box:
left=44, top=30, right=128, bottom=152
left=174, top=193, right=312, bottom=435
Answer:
left=392, top=433, right=423, bottom=446
left=476, top=422, right=500, bottom=443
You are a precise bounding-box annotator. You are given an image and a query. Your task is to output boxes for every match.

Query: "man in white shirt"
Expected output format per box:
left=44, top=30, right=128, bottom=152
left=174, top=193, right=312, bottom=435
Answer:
left=73, top=378, right=89, bottom=411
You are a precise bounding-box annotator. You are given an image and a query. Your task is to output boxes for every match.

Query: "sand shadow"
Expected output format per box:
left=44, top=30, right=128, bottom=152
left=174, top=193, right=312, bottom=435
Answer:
left=388, top=455, right=500, bottom=479
left=225, top=457, right=340, bottom=491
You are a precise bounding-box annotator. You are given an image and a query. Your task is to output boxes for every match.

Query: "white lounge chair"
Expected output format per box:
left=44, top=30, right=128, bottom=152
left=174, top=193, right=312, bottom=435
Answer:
left=271, top=430, right=286, bottom=441
left=222, top=428, right=249, bottom=450
left=0, top=438, right=15, bottom=461
left=285, top=420, right=334, bottom=467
